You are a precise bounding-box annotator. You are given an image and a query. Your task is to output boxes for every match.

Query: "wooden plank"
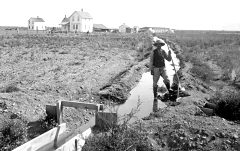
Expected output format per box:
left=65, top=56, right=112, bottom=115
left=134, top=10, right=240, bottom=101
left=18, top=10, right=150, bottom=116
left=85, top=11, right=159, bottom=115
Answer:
left=55, top=128, right=92, bottom=151
left=46, top=105, right=57, bottom=119
left=95, top=111, right=117, bottom=130
left=61, top=101, right=102, bottom=111
left=13, top=123, right=66, bottom=151
left=43, top=118, right=95, bottom=151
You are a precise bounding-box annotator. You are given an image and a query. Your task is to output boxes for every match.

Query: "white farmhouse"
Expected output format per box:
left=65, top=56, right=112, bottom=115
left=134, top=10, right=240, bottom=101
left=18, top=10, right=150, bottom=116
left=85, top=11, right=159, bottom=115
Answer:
left=60, top=9, right=93, bottom=33
left=28, top=16, right=46, bottom=30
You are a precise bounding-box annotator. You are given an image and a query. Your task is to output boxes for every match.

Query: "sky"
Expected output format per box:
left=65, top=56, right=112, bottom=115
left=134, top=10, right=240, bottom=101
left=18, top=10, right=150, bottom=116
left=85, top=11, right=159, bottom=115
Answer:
left=1, top=0, right=240, bottom=31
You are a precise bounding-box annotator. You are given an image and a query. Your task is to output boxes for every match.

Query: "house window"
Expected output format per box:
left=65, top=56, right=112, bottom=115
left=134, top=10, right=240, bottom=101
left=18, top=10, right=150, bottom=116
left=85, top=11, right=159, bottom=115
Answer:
left=76, top=24, right=78, bottom=29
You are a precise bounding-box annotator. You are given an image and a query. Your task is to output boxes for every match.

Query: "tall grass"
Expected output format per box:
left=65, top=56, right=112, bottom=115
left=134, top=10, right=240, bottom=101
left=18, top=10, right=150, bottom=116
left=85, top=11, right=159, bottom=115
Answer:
left=172, top=31, right=240, bottom=82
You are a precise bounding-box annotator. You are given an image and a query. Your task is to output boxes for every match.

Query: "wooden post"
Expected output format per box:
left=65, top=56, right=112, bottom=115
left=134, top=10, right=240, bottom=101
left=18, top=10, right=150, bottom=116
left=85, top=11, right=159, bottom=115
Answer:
left=57, top=101, right=63, bottom=125
left=75, top=139, right=78, bottom=151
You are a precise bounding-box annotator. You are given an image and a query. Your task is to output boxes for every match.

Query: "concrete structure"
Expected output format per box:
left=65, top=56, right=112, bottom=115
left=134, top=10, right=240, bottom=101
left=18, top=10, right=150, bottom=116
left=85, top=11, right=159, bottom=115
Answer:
left=28, top=16, right=46, bottom=30
left=93, top=24, right=110, bottom=32
left=60, top=9, right=93, bottom=33
left=139, top=27, right=174, bottom=33
left=119, top=23, right=131, bottom=33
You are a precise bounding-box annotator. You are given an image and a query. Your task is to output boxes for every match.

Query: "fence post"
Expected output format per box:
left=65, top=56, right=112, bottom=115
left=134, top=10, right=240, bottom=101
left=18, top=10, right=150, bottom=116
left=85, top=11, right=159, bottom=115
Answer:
left=57, top=100, right=63, bottom=125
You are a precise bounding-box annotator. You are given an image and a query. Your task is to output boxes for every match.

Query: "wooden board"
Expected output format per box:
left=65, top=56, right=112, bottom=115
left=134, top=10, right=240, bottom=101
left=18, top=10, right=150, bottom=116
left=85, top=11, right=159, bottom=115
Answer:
left=46, top=104, right=57, bottom=119
left=55, top=128, right=92, bottom=151
left=61, top=101, right=103, bottom=111
left=12, top=123, right=66, bottom=151
left=95, top=111, right=117, bottom=130
left=43, top=118, right=95, bottom=151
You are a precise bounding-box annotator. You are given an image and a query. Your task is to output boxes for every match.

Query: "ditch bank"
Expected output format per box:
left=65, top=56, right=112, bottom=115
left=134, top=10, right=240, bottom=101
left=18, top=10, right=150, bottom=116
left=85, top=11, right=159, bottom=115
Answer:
left=92, top=39, right=240, bottom=151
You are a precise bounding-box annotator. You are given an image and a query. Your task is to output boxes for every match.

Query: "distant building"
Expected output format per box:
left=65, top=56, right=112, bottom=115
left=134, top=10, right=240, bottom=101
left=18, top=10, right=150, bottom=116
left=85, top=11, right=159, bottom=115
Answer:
left=133, top=26, right=139, bottom=33
left=28, top=16, right=46, bottom=30
left=139, top=27, right=174, bottom=33
left=60, top=9, right=93, bottom=32
left=60, top=15, right=70, bottom=32
left=119, top=23, right=131, bottom=33
left=93, top=24, right=110, bottom=32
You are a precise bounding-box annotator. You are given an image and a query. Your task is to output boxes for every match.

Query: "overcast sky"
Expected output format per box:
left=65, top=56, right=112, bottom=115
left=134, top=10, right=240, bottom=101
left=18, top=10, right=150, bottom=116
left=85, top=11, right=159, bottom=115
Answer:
left=1, top=0, right=240, bottom=30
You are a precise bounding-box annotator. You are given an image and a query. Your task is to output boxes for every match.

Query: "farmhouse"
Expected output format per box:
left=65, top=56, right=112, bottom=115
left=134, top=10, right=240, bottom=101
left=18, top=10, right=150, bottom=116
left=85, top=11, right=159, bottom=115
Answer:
left=28, top=16, right=46, bottom=30
left=139, top=27, right=174, bottom=33
left=93, top=24, right=110, bottom=32
left=60, top=9, right=93, bottom=33
left=119, top=23, right=131, bottom=33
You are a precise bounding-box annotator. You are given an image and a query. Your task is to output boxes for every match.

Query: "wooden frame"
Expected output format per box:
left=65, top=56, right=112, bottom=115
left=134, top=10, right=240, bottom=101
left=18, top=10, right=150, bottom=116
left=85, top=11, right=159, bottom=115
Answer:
left=57, top=100, right=104, bottom=124
left=13, top=100, right=117, bottom=151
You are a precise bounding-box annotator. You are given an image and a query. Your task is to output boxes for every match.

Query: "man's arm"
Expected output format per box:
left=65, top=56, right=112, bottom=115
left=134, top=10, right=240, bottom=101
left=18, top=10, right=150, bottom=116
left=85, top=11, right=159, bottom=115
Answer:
left=162, top=49, right=172, bottom=61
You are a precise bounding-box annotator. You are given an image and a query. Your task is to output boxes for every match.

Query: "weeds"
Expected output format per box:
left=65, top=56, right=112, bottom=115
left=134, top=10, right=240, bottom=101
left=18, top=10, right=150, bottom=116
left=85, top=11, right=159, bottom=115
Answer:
left=83, top=99, right=152, bottom=151
left=209, top=90, right=240, bottom=121
left=0, top=119, right=28, bottom=151
left=189, top=56, right=215, bottom=82
left=173, top=31, right=240, bottom=82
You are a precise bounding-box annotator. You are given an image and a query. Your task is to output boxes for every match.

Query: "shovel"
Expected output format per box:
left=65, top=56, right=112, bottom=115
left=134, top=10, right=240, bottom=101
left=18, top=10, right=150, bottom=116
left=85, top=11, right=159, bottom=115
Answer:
left=166, top=43, right=180, bottom=100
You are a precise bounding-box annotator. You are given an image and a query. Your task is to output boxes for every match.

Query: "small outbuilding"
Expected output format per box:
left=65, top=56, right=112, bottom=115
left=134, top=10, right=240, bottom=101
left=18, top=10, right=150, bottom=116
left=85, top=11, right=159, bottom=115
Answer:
left=93, top=24, right=110, bottom=32
left=119, top=23, right=131, bottom=33
left=28, top=16, right=46, bottom=30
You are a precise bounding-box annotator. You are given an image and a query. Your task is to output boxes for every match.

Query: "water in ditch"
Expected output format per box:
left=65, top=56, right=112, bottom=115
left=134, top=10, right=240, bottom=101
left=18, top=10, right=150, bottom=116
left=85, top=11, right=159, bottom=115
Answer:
left=107, top=39, right=181, bottom=123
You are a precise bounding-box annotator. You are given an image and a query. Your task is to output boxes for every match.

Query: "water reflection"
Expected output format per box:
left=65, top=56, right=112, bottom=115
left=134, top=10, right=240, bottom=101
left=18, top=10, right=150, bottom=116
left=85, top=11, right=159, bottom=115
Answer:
left=110, top=72, right=167, bottom=122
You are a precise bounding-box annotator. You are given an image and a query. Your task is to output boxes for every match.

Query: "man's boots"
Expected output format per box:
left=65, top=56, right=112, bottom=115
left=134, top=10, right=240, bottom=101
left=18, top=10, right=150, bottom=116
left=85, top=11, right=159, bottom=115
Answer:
left=153, top=86, right=158, bottom=99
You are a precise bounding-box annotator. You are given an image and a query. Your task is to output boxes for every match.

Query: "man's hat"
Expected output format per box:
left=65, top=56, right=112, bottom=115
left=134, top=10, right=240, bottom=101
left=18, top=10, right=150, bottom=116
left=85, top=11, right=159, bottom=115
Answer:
left=153, top=39, right=165, bottom=47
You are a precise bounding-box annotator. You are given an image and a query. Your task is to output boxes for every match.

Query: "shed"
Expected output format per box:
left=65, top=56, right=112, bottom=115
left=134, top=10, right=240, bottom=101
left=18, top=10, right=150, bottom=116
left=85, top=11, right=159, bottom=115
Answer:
left=93, top=24, right=110, bottom=32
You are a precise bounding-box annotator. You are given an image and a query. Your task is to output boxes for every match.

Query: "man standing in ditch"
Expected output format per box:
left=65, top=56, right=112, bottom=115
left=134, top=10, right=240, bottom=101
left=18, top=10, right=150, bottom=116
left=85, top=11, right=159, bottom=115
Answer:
left=150, top=39, right=172, bottom=100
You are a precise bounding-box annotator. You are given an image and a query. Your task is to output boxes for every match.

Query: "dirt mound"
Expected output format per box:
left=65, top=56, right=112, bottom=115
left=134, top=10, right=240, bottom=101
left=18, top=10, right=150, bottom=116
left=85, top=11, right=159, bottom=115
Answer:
left=98, top=60, right=148, bottom=104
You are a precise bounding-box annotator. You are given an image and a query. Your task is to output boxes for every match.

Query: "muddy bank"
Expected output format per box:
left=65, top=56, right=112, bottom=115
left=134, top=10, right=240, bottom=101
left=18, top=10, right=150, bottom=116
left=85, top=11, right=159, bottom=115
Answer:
left=98, top=59, right=149, bottom=104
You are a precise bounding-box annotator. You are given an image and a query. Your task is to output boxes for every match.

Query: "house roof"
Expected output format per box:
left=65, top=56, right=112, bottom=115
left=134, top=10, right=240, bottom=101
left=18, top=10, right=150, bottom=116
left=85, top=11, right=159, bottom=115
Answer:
left=93, top=24, right=108, bottom=29
left=61, top=17, right=70, bottom=23
left=29, top=17, right=45, bottom=22
left=60, top=17, right=70, bottom=25
left=151, top=27, right=169, bottom=30
left=76, top=11, right=92, bottom=19
left=69, top=11, right=93, bottom=19
left=119, top=23, right=130, bottom=29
